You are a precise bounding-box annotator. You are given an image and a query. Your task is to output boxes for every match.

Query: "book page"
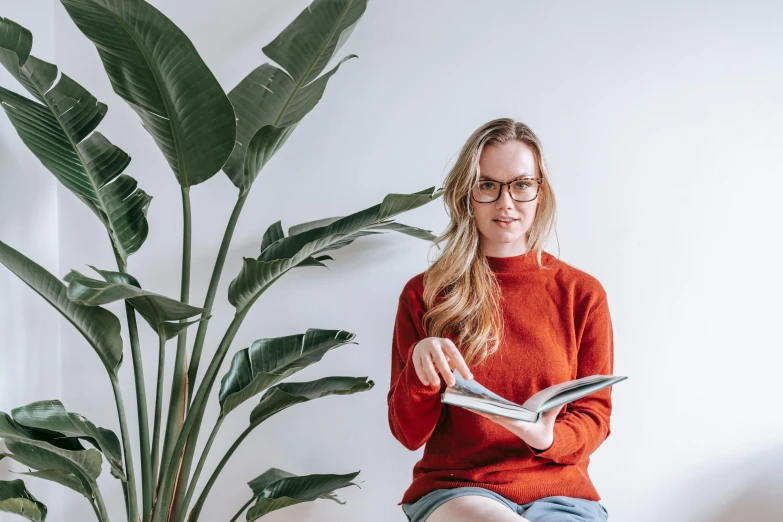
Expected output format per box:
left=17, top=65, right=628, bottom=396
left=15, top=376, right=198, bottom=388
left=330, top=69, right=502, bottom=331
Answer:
left=448, top=368, right=520, bottom=408
left=442, top=392, right=538, bottom=422
left=521, top=375, right=628, bottom=412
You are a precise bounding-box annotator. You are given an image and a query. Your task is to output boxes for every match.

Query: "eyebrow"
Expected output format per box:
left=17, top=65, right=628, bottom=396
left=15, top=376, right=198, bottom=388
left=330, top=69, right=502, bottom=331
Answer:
left=478, top=174, right=534, bottom=181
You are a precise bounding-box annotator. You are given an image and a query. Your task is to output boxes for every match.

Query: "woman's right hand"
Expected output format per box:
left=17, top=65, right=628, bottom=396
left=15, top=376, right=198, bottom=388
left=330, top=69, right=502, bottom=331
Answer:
left=411, top=337, right=473, bottom=388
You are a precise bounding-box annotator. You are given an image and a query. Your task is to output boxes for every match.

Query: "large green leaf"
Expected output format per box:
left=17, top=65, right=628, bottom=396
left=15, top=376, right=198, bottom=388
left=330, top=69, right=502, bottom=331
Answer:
left=0, top=240, right=123, bottom=374
left=218, top=330, right=356, bottom=416
left=0, top=16, right=35, bottom=94
left=15, top=470, right=88, bottom=498
left=0, top=456, right=108, bottom=522
left=248, top=376, right=373, bottom=427
left=245, top=470, right=359, bottom=520
left=286, top=217, right=343, bottom=237
left=0, top=413, right=79, bottom=453
left=0, top=17, right=151, bottom=264
left=10, top=400, right=124, bottom=480
left=223, top=0, right=368, bottom=192
left=287, top=217, right=435, bottom=245
left=0, top=479, right=47, bottom=522
left=227, top=187, right=443, bottom=315
left=236, top=123, right=299, bottom=194
left=0, top=443, right=103, bottom=518
left=245, top=468, right=343, bottom=506
left=363, top=220, right=442, bottom=241
left=64, top=266, right=207, bottom=340
left=59, top=0, right=236, bottom=187
left=2, top=439, right=101, bottom=502
left=0, top=414, right=103, bottom=485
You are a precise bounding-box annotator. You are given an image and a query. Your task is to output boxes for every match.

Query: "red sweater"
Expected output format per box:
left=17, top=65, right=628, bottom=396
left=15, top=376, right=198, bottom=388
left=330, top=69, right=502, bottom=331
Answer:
left=387, top=250, right=615, bottom=506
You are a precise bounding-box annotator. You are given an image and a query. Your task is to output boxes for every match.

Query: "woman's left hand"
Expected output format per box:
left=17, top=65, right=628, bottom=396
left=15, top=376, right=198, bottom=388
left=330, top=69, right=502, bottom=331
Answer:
left=465, top=405, right=565, bottom=451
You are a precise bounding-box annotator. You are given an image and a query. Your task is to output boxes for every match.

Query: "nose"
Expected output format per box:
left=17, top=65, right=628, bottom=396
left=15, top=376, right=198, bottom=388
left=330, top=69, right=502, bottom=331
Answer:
left=496, top=184, right=515, bottom=208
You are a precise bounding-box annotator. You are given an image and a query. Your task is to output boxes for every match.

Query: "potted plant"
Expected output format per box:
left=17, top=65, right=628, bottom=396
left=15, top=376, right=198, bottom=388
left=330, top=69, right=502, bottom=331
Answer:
left=0, top=0, right=443, bottom=520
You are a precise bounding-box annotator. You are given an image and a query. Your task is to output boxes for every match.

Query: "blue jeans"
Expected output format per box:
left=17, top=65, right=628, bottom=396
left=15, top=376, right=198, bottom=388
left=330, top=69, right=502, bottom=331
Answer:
left=402, top=487, right=609, bottom=522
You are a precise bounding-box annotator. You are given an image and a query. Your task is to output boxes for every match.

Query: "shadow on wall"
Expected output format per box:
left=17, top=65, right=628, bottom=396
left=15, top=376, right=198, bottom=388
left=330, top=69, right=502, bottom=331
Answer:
left=707, top=445, right=783, bottom=522
left=675, top=445, right=783, bottom=522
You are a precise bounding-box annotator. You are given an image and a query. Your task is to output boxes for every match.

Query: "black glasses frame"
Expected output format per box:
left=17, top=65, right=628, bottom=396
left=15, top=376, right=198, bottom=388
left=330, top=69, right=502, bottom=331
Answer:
left=471, top=177, right=544, bottom=203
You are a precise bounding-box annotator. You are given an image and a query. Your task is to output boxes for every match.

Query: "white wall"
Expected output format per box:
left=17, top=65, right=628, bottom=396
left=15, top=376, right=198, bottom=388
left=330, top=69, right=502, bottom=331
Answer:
left=2, top=0, right=782, bottom=521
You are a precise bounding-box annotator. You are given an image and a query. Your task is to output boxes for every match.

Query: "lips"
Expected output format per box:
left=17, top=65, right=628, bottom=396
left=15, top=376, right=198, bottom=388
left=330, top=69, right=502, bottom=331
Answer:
left=493, top=218, right=518, bottom=222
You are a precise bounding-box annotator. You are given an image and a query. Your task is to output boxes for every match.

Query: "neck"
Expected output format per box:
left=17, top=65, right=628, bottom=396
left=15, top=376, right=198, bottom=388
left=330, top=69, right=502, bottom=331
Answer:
left=479, top=238, right=530, bottom=258
left=485, top=249, right=549, bottom=273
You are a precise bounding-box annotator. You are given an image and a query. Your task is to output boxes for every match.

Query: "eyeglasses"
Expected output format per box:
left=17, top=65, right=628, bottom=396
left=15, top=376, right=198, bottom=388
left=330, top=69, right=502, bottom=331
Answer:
left=471, top=177, right=543, bottom=203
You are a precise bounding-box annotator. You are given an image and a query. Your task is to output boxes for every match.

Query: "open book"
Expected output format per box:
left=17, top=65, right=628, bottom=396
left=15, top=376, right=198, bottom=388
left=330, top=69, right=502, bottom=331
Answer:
left=441, top=368, right=627, bottom=422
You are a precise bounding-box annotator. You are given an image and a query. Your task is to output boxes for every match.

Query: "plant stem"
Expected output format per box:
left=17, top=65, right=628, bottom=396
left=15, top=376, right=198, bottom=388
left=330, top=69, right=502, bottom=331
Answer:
left=89, top=498, right=104, bottom=522
left=92, top=480, right=112, bottom=522
left=124, top=304, right=152, bottom=520
left=187, top=424, right=252, bottom=522
left=228, top=498, right=254, bottom=522
left=121, top=480, right=129, bottom=521
left=151, top=312, right=247, bottom=522
left=113, top=249, right=152, bottom=520
left=176, top=192, right=248, bottom=522
left=178, top=417, right=224, bottom=522
left=110, top=374, right=140, bottom=522
left=160, top=185, right=193, bottom=514
left=171, top=274, right=283, bottom=522
left=150, top=334, right=167, bottom=490
left=187, top=192, right=248, bottom=407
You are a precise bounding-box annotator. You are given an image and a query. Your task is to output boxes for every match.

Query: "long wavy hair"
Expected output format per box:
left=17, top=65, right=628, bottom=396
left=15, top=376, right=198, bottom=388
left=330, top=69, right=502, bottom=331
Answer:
left=422, top=118, right=559, bottom=368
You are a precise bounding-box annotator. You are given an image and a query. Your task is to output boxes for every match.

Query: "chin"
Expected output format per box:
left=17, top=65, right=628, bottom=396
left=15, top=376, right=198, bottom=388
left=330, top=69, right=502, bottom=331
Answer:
left=489, top=232, right=525, bottom=243
left=477, top=219, right=530, bottom=243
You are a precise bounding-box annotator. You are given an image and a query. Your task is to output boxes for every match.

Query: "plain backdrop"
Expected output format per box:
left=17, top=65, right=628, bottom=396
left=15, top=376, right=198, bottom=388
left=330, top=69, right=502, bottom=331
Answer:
left=2, top=1, right=782, bottom=521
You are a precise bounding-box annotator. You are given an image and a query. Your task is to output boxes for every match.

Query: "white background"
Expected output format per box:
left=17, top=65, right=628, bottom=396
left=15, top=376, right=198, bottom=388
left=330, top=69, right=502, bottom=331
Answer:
left=2, top=1, right=782, bottom=521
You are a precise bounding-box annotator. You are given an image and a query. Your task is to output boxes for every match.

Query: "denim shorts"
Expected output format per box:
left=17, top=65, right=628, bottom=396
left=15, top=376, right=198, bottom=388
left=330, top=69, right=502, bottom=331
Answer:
left=401, top=487, right=609, bottom=522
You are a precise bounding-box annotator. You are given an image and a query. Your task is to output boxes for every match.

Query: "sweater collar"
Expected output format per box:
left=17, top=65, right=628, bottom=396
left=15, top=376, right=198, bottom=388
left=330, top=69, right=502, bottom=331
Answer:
left=485, top=249, right=549, bottom=273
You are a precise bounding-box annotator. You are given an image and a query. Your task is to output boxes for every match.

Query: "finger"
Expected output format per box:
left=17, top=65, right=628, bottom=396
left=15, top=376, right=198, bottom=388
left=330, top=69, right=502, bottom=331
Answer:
left=441, top=340, right=473, bottom=380
left=420, top=352, right=441, bottom=387
left=412, top=355, right=429, bottom=386
left=430, top=344, right=455, bottom=386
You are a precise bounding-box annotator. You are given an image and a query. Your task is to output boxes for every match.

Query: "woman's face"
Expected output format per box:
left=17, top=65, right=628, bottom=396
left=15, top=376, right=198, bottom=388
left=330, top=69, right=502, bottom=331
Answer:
left=470, top=140, right=541, bottom=257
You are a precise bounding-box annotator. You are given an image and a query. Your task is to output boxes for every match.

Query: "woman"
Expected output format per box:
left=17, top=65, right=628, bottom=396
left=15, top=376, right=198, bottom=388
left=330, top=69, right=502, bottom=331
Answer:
left=387, top=118, right=614, bottom=522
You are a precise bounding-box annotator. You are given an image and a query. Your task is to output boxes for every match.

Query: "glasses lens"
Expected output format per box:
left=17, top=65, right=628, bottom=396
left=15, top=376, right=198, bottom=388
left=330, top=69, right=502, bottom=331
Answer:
left=472, top=179, right=539, bottom=202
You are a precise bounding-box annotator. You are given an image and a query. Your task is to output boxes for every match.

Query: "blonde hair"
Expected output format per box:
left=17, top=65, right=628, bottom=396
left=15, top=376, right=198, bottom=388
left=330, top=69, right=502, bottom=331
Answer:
left=422, top=118, right=559, bottom=368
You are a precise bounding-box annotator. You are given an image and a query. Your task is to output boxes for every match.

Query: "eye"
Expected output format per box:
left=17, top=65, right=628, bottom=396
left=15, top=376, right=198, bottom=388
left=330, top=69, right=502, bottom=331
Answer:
left=478, top=182, right=495, bottom=190
left=515, top=181, right=532, bottom=189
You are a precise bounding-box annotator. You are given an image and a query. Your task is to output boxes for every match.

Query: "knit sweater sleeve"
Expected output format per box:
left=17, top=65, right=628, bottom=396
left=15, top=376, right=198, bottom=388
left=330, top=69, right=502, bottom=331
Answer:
left=526, top=291, right=614, bottom=465
left=386, top=280, right=444, bottom=451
